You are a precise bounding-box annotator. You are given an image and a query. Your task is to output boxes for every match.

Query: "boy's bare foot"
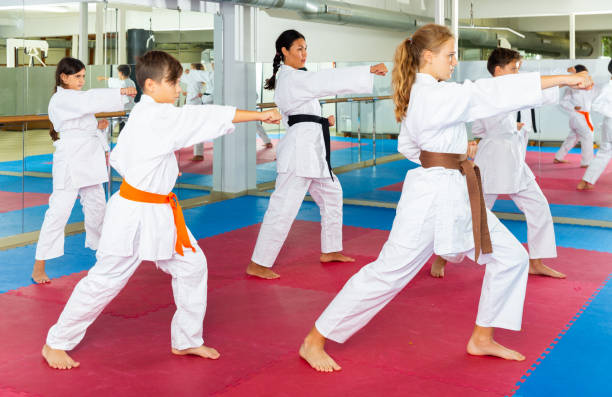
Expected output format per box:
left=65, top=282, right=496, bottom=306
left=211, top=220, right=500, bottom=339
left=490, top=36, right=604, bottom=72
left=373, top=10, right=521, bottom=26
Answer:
left=172, top=345, right=220, bottom=360
left=32, top=260, right=50, bottom=284
left=553, top=158, right=568, bottom=164
left=191, top=155, right=204, bottom=161
left=299, top=326, right=341, bottom=372
left=320, top=252, right=355, bottom=263
left=529, top=259, right=566, bottom=278
left=246, top=261, right=280, bottom=279
left=430, top=256, right=447, bottom=278
left=466, top=326, right=525, bottom=361
left=265, top=142, right=273, bottom=148
left=42, top=344, right=80, bottom=370
left=577, top=180, right=594, bottom=190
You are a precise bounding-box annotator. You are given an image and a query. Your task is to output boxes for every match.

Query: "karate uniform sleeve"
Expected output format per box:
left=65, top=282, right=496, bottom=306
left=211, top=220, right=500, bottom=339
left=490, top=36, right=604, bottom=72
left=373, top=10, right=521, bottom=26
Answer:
left=592, top=84, right=612, bottom=118
left=415, top=72, right=543, bottom=131
left=287, top=66, right=373, bottom=103
left=160, top=104, right=237, bottom=151
left=541, top=86, right=560, bottom=106
left=50, top=88, right=124, bottom=119
left=559, top=88, right=575, bottom=113
left=97, top=129, right=110, bottom=152
left=397, top=122, right=421, bottom=164
left=470, top=119, right=486, bottom=139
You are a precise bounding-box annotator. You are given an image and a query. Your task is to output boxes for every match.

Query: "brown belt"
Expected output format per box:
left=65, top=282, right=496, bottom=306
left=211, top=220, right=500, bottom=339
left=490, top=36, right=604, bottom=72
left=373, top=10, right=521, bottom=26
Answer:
left=419, top=150, right=492, bottom=261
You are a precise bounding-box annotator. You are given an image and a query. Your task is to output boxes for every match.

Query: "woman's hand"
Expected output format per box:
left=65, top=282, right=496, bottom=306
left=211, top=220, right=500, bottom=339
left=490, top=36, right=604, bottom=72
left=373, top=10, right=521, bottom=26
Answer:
left=467, top=140, right=478, bottom=159
left=327, top=115, right=335, bottom=127
left=260, top=109, right=282, bottom=124
left=120, top=87, right=137, bottom=97
left=97, top=119, right=109, bottom=130
left=370, top=63, right=388, bottom=76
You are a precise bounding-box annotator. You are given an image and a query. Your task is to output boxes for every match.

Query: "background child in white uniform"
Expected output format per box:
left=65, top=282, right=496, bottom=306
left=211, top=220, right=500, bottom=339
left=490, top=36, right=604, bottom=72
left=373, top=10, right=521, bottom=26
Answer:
left=42, top=51, right=281, bottom=370
left=245, top=29, right=387, bottom=279
left=181, top=63, right=212, bottom=161
left=298, top=24, right=593, bottom=372
left=32, top=57, right=135, bottom=284
left=98, top=64, right=136, bottom=111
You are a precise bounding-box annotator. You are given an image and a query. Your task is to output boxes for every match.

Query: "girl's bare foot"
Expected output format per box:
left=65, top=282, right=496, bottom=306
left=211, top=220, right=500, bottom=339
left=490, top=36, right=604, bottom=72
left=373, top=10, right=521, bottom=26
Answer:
left=299, top=326, right=341, bottom=372
left=246, top=261, right=280, bottom=279
left=32, top=260, right=50, bottom=284
left=265, top=143, right=273, bottom=148
left=42, top=344, right=80, bottom=370
left=320, top=252, right=355, bottom=263
left=430, top=256, right=447, bottom=278
left=172, top=345, right=220, bottom=360
left=466, top=326, right=525, bottom=361
left=553, top=158, right=568, bottom=164
left=529, top=259, right=566, bottom=278
left=577, top=180, right=594, bottom=190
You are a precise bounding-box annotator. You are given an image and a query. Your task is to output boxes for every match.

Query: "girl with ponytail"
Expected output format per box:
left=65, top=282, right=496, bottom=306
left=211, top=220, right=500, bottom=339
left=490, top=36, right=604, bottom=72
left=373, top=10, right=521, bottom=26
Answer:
left=299, top=24, right=593, bottom=372
left=246, top=29, right=387, bottom=280
left=33, top=57, right=136, bottom=284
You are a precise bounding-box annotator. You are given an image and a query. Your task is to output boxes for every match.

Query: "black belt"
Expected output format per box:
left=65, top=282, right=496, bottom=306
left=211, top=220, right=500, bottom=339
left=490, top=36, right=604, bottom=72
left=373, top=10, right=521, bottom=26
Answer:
left=287, top=114, right=333, bottom=180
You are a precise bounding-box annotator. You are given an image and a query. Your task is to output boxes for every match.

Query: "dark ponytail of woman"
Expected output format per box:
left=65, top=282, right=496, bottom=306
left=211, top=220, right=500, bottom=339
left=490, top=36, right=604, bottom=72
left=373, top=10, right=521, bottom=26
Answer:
left=264, top=29, right=305, bottom=90
left=49, top=57, right=85, bottom=141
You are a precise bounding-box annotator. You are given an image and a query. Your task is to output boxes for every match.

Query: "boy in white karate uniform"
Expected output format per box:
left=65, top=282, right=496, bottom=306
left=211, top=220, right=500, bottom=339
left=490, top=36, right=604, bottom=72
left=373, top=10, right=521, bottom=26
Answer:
left=42, top=51, right=281, bottom=370
left=97, top=64, right=136, bottom=111
left=298, top=25, right=592, bottom=372
left=430, top=48, right=565, bottom=279
left=245, top=29, right=388, bottom=279
left=33, top=57, right=135, bottom=284
left=578, top=59, right=612, bottom=190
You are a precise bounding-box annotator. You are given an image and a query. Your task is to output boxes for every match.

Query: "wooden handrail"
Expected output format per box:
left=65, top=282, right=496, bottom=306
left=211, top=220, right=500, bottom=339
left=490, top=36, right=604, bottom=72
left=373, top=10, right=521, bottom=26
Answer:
left=0, top=111, right=127, bottom=124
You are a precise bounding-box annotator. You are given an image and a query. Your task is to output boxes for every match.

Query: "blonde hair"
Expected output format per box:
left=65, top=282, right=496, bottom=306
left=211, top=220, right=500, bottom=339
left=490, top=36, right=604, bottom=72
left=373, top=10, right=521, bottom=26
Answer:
left=392, top=24, right=454, bottom=122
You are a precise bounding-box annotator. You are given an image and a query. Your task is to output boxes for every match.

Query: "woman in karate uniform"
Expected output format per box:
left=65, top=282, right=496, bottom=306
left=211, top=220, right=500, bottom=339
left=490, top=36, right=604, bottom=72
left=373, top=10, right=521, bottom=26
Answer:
left=554, top=64, right=598, bottom=167
left=430, top=48, right=565, bottom=279
left=32, top=57, right=135, bottom=284
left=42, top=51, right=281, bottom=370
left=579, top=59, right=612, bottom=190
left=298, top=24, right=593, bottom=372
left=245, top=29, right=388, bottom=279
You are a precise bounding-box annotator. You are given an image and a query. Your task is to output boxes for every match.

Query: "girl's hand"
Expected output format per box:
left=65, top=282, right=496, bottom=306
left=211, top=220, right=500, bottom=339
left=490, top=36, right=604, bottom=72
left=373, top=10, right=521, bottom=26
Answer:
left=327, top=115, right=335, bottom=127
left=370, top=63, right=388, bottom=76
left=97, top=119, right=109, bottom=130
left=566, top=72, right=593, bottom=90
left=121, top=87, right=137, bottom=97
left=261, top=109, right=282, bottom=124
left=517, top=122, right=524, bottom=131
left=467, top=140, right=478, bottom=159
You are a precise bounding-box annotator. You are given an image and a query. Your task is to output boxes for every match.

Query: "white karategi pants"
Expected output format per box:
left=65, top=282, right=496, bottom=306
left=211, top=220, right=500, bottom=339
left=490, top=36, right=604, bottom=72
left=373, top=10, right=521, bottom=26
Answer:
left=582, top=127, right=612, bottom=184
left=315, top=205, right=529, bottom=343
left=555, top=116, right=594, bottom=166
left=251, top=170, right=343, bottom=267
left=46, top=233, right=208, bottom=351
left=256, top=122, right=272, bottom=145
left=35, top=184, right=106, bottom=261
left=484, top=179, right=556, bottom=260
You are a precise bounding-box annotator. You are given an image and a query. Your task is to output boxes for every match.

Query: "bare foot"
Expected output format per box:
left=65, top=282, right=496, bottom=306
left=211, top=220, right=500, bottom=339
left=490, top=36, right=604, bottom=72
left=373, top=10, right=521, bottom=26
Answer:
left=191, top=155, right=204, bottom=161
left=299, top=327, right=341, bottom=372
left=430, top=256, right=447, bottom=278
left=320, top=252, right=355, bottom=263
left=529, top=259, right=566, bottom=278
left=42, top=344, right=80, bottom=370
left=553, top=158, right=569, bottom=164
left=265, top=142, right=273, bottom=149
left=32, top=260, right=50, bottom=284
left=246, top=261, right=280, bottom=279
left=466, top=326, right=525, bottom=361
left=172, top=345, right=220, bottom=360
left=577, top=180, right=594, bottom=190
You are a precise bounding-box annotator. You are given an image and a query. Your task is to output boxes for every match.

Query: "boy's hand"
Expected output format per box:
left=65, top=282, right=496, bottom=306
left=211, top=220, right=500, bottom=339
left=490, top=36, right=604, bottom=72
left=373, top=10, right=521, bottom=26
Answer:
left=328, top=115, right=335, bottom=127
left=97, top=76, right=106, bottom=81
left=97, top=119, right=109, bottom=130
left=567, top=72, right=593, bottom=90
left=467, top=140, right=478, bottom=159
left=261, top=109, right=282, bottom=124
left=121, top=87, right=137, bottom=97
left=370, top=63, right=388, bottom=76
left=517, top=122, right=524, bottom=131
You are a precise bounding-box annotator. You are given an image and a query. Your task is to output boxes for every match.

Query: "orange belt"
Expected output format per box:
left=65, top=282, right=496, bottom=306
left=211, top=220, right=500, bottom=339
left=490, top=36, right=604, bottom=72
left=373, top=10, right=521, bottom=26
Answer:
left=419, top=150, right=492, bottom=262
left=576, top=110, right=594, bottom=132
left=119, top=180, right=195, bottom=256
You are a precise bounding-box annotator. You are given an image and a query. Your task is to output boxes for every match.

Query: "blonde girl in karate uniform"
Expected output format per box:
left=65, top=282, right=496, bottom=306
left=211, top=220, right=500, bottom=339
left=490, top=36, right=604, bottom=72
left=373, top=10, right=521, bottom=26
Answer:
left=42, top=51, right=281, bottom=370
left=430, top=48, right=565, bottom=280
left=246, top=29, right=388, bottom=279
left=32, top=57, right=136, bottom=284
left=298, top=24, right=593, bottom=372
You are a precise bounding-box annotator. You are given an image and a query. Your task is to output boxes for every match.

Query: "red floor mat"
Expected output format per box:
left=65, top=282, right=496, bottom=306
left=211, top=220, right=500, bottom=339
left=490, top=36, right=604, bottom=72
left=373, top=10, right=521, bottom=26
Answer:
left=0, top=191, right=50, bottom=213
left=1, top=220, right=610, bottom=396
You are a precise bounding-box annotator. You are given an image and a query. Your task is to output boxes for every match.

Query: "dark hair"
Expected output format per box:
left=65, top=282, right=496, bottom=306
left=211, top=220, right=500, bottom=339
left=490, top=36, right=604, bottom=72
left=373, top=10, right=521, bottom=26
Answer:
left=264, top=29, right=305, bottom=90
left=486, top=47, right=521, bottom=76
left=135, top=50, right=183, bottom=90
left=50, top=57, right=85, bottom=141
left=574, top=64, right=587, bottom=73
left=191, top=63, right=204, bottom=70
left=117, top=64, right=131, bottom=78
left=608, top=59, right=612, bottom=75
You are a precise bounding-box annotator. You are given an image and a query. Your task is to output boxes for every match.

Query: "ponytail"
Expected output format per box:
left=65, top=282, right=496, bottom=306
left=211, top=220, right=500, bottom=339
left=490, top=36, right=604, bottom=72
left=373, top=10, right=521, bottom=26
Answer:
left=49, top=56, right=85, bottom=141
left=392, top=24, right=454, bottom=122
left=264, top=29, right=305, bottom=90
